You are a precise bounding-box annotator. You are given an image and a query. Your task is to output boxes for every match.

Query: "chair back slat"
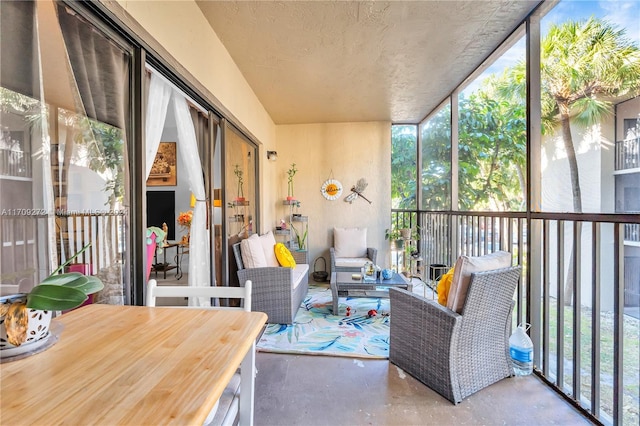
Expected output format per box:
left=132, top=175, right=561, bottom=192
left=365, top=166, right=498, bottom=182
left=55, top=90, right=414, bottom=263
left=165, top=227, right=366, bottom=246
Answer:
left=146, top=279, right=252, bottom=311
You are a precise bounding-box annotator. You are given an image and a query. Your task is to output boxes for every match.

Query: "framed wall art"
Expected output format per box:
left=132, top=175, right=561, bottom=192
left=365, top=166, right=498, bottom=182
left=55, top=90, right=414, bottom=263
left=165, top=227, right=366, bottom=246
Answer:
left=147, top=142, right=177, bottom=186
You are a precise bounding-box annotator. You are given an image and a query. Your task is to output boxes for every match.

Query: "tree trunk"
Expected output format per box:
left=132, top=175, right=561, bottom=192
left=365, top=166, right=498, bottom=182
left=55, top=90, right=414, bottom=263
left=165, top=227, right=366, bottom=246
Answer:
left=559, top=107, right=582, bottom=306
left=560, top=110, right=582, bottom=213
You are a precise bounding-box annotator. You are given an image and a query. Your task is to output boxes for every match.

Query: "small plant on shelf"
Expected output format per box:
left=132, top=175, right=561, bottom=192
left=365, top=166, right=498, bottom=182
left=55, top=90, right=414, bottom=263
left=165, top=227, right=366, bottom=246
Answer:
left=286, top=163, right=297, bottom=200
left=234, top=164, right=244, bottom=201
left=291, top=222, right=308, bottom=251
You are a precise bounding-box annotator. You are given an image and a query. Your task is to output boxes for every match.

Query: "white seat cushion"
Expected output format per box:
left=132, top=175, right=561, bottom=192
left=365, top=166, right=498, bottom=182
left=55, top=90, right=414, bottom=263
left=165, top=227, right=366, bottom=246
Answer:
left=291, top=264, right=309, bottom=290
left=335, top=257, right=371, bottom=269
left=447, top=251, right=512, bottom=313
left=333, top=227, right=367, bottom=258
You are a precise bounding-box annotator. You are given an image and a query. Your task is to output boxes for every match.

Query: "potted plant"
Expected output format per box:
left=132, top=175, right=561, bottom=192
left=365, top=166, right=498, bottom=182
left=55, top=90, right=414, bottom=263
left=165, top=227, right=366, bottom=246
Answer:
left=0, top=243, right=104, bottom=353
left=286, top=163, right=297, bottom=201
left=234, top=164, right=244, bottom=202
left=291, top=222, right=308, bottom=251
left=385, top=227, right=404, bottom=249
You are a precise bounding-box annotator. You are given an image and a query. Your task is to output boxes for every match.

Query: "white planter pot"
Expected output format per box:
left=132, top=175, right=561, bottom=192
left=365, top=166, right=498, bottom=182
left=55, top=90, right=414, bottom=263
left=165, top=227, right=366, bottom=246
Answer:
left=0, top=294, right=53, bottom=358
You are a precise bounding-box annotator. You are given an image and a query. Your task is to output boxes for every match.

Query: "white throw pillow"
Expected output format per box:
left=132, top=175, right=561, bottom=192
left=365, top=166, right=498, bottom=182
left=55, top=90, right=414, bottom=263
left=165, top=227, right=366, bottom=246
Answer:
left=240, top=233, right=267, bottom=268
left=446, top=251, right=512, bottom=313
left=333, top=227, right=367, bottom=258
left=259, top=231, right=279, bottom=267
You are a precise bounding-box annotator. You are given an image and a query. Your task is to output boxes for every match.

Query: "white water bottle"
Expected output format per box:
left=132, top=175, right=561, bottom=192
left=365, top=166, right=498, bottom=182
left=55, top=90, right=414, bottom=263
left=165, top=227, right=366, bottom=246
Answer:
left=509, top=324, right=533, bottom=376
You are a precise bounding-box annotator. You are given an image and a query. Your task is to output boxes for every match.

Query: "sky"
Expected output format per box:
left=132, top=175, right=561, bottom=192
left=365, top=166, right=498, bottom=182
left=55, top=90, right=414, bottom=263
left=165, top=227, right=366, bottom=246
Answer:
left=462, top=0, right=640, bottom=95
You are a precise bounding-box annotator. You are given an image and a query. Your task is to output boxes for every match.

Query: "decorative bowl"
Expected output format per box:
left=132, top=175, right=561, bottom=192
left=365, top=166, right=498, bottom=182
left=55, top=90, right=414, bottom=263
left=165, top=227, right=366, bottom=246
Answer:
left=382, top=269, right=393, bottom=280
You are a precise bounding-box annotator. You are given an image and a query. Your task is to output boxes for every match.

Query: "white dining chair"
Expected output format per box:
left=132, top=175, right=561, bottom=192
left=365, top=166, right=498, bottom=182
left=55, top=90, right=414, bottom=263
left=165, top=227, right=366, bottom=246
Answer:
left=146, top=279, right=253, bottom=426
left=146, top=279, right=252, bottom=312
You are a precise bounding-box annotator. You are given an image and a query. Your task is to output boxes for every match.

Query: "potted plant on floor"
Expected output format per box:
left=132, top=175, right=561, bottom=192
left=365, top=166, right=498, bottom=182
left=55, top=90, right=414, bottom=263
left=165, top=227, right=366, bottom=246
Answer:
left=385, top=227, right=404, bottom=249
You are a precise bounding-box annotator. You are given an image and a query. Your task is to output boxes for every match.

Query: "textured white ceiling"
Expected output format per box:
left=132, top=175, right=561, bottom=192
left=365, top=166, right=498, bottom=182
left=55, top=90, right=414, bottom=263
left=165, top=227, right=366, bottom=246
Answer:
left=196, top=1, right=540, bottom=124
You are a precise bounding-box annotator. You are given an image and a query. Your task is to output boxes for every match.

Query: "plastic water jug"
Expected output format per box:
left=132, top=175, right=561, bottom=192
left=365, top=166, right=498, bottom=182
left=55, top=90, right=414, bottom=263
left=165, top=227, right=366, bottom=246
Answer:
left=509, top=324, right=533, bottom=376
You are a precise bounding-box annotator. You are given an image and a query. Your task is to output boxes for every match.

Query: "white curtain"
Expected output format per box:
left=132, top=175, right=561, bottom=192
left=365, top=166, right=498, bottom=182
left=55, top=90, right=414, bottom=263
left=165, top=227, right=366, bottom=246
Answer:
left=146, top=71, right=211, bottom=306
left=145, top=74, right=172, bottom=177
left=35, top=22, right=57, bottom=272
left=173, top=92, right=210, bottom=306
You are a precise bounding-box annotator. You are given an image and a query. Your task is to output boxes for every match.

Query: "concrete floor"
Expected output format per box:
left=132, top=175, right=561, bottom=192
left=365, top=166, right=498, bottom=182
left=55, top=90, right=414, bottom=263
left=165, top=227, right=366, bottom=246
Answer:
left=254, top=353, right=593, bottom=426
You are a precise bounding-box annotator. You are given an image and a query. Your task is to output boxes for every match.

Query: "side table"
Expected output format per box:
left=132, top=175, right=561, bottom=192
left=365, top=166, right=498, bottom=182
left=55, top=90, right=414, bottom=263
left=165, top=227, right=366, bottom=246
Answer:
left=153, top=242, right=186, bottom=279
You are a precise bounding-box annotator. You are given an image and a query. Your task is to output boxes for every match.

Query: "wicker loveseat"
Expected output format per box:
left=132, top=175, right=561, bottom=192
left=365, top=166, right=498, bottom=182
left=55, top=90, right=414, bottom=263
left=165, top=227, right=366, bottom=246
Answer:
left=232, top=241, right=308, bottom=324
left=389, top=265, right=521, bottom=404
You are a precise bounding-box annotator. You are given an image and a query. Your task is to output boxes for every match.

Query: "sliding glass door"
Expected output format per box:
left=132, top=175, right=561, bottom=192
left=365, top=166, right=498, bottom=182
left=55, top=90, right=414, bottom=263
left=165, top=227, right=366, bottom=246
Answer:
left=0, top=0, right=133, bottom=303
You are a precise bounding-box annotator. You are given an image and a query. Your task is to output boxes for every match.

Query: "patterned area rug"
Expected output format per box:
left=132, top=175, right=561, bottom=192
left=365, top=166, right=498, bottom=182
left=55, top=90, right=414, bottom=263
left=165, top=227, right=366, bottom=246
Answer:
left=257, top=284, right=390, bottom=359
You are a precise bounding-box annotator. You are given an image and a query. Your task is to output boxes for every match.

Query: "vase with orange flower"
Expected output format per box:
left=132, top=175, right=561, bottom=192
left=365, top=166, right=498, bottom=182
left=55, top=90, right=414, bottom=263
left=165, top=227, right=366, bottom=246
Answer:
left=177, top=210, right=193, bottom=244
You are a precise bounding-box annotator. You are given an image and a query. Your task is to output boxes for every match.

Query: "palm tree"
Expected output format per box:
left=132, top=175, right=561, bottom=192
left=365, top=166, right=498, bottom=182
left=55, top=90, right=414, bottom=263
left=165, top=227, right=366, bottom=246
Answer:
left=543, top=18, right=640, bottom=304
left=498, top=18, right=640, bottom=305
left=540, top=17, right=640, bottom=212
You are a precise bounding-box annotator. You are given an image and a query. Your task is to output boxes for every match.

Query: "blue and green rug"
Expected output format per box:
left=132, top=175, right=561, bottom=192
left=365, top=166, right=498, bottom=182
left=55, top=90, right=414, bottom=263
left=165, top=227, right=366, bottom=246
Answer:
left=257, top=284, right=390, bottom=359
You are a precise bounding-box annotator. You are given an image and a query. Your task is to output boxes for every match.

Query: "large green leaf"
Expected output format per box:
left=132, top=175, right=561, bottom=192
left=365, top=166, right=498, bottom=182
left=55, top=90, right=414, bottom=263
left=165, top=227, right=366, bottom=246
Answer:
left=67, top=275, right=104, bottom=295
left=26, top=284, right=88, bottom=311
left=40, top=272, right=85, bottom=286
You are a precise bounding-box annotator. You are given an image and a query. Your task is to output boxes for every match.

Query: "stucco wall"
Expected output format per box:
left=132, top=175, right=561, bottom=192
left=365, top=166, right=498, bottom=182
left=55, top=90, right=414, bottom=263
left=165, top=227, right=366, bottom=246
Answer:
left=275, top=122, right=392, bottom=270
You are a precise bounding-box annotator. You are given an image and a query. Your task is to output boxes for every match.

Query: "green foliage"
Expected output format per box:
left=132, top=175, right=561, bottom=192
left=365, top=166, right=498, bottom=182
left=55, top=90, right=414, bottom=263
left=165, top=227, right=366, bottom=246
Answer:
left=24, top=243, right=104, bottom=311
left=457, top=87, right=526, bottom=211
left=291, top=221, right=307, bottom=250
left=392, top=18, right=640, bottom=213
left=421, top=104, right=451, bottom=210
left=390, top=125, right=417, bottom=209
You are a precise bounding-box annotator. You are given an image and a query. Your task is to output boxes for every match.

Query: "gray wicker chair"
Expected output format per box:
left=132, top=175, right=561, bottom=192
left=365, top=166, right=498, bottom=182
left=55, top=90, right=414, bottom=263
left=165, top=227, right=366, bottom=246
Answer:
left=329, top=247, right=378, bottom=273
left=232, top=242, right=309, bottom=324
left=389, top=266, right=521, bottom=404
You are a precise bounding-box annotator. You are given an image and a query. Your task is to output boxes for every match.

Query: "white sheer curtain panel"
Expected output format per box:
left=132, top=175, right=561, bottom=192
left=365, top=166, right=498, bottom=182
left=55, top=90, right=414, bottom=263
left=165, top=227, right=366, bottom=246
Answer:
left=145, top=73, right=172, bottom=178
left=145, top=70, right=211, bottom=306
left=32, top=7, right=58, bottom=271
left=173, top=93, right=211, bottom=306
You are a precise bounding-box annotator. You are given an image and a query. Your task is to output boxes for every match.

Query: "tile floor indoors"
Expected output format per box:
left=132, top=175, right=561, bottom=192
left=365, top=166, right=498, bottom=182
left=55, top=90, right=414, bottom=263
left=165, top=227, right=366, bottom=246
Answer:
left=154, top=274, right=591, bottom=425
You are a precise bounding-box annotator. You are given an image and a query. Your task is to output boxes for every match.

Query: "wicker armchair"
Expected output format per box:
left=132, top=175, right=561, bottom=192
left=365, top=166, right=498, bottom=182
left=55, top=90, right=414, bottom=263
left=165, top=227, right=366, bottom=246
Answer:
left=329, top=227, right=377, bottom=273
left=389, top=266, right=521, bottom=404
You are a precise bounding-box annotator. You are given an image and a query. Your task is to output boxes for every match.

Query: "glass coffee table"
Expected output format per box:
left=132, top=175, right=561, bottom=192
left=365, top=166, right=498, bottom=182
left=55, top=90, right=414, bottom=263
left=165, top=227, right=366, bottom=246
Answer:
left=329, top=271, right=413, bottom=315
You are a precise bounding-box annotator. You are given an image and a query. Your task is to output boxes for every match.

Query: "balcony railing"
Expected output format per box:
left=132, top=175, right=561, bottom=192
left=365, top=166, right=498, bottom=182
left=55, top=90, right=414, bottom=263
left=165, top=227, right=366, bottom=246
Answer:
left=624, top=223, right=640, bottom=243
left=0, top=212, right=125, bottom=294
left=0, top=147, right=31, bottom=178
left=394, top=209, right=639, bottom=425
left=615, top=137, right=640, bottom=171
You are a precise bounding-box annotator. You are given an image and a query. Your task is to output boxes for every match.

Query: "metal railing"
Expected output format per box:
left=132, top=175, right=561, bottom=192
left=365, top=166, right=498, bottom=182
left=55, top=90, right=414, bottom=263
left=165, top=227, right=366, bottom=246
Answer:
left=615, top=137, right=640, bottom=171
left=624, top=223, right=640, bottom=243
left=0, top=147, right=31, bottom=178
left=0, top=212, right=125, bottom=292
left=394, top=208, right=640, bottom=425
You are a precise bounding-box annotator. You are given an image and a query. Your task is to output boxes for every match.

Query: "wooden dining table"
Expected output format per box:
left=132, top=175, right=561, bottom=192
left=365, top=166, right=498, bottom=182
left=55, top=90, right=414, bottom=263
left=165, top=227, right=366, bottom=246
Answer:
left=0, top=304, right=267, bottom=425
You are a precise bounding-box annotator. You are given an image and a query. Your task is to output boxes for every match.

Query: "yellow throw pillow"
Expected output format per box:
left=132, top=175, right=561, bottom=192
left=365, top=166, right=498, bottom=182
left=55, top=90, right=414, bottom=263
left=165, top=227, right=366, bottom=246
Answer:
left=274, top=243, right=296, bottom=268
left=437, top=267, right=455, bottom=306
